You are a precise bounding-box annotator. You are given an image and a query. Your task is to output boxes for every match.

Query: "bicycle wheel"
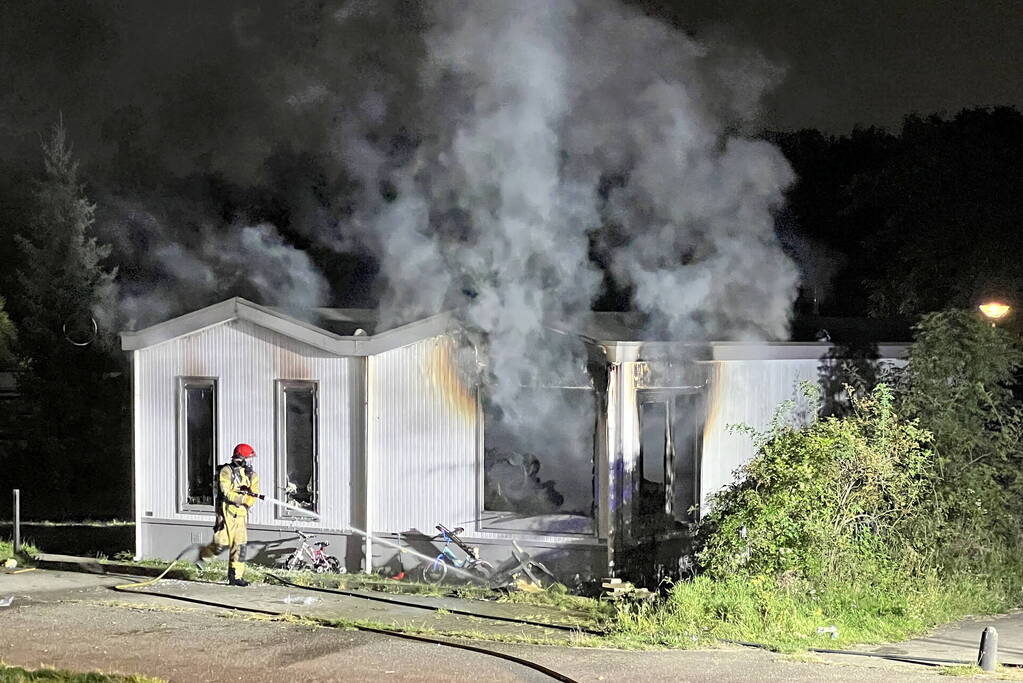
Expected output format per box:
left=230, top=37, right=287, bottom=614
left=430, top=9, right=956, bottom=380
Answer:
left=469, top=560, right=494, bottom=584
left=325, top=556, right=344, bottom=574
left=524, top=561, right=559, bottom=588
left=285, top=554, right=310, bottom=572
left=421, top=558, right=449, bottom=584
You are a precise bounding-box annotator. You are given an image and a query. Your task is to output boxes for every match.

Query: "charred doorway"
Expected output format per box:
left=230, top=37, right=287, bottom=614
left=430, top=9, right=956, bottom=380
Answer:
left=616, top=373, right=708, bottom=586
left=635, top=389, right=703, bottom=533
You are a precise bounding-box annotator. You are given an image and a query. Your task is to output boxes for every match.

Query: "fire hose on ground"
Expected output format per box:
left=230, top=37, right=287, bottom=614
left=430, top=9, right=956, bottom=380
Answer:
left=111, top=576, right=580, bottom=682
left=103, top=491, right=1012, bottom=675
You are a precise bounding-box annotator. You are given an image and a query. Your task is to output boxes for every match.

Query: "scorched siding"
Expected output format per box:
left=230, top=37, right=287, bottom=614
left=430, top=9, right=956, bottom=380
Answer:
left=368, top=334, right=477, bottom=534
left=134, top=318, right=354, bottom=557
left=699, top=359, right=825, bottom=508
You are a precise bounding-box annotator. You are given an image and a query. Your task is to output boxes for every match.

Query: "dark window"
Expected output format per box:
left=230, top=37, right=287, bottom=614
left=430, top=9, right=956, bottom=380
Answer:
left=279, top=382, right=318, bottom=514
left=482, top=387, right=595, bottom=533
left=640, top=402, right=667, bottom=486
left=637, top=392, right=704, bottom=527
left=181, top=379, right=216, bottom=508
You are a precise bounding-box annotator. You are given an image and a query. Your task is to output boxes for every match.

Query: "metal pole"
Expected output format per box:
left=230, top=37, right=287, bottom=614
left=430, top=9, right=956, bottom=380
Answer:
left=363, top=355, right=373, bottom=574
left=12, top=489, right=20, bottom=554
left=978, top=626, right=998, bottom=672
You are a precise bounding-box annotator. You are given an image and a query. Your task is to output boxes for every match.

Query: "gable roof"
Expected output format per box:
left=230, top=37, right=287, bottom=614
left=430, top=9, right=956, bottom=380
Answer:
left=122, top=297, right=911, bottom=362
left=120, top=297, right=457, bottom=356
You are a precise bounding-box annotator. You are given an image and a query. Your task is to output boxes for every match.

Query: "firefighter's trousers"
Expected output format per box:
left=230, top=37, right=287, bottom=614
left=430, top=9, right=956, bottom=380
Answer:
left=199, top=508, right=248, bottom=579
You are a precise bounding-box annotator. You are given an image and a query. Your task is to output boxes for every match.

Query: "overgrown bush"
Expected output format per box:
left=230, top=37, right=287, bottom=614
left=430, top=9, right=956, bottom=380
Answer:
left=697, top=383, right=931, bottom=585
left=620, top=308, right=1023, bottom=650
left=894, top=309, right=1023, bottom=565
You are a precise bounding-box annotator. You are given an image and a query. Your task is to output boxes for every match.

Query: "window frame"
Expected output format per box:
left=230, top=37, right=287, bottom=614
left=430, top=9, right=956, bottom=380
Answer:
left=275, top=379, right=320, bottom=520
left=637, top=388, right=705, bottom=527
left=476, top=386, right=599, bottom=538
left=176, top=376, right=219, bottom=514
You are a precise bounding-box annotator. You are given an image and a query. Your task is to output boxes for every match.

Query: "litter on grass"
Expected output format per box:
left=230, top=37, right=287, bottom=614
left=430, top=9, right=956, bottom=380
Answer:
left=282, top=595, right=319, bottom=606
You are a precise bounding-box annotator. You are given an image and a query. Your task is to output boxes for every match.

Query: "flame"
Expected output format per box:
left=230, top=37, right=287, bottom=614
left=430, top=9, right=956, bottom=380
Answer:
left=427, top=336, right=478, bottom=420
left=701, top=363, right=723, bottom=440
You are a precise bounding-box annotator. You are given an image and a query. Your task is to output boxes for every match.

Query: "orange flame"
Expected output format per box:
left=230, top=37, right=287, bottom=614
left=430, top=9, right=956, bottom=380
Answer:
left=427, top=336, right=477, bottom=420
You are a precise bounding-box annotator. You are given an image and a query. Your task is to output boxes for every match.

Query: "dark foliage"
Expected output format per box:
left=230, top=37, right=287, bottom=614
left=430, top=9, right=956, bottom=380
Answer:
left=2, top=122, right=129, bottom=519
left=771, top=106, right=1023, bottom=319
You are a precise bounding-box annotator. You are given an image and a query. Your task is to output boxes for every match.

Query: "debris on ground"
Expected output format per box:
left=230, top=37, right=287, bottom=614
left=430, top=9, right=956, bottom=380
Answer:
left=816, top=625, right=839, bottom=639
left=3, top=558, right=17, bottom=569
left=513, top=578, right=543, bottom=593
left=600, top=578, right=654, bottom=602
left=0, top=595, right=14, bottom=607
left=282, top=595, right=319, bottom=605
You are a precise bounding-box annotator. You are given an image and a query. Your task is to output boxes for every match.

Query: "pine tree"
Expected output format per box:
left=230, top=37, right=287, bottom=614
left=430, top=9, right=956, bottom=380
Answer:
left=11, top=120, right=128, bottom=519
left=0, top=296, right=16, bottom=367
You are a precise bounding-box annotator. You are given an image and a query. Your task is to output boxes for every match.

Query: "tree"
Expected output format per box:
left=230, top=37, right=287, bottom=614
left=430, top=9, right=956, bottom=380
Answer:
left=769, top=107, right=1023, bottom=319
left=10, top=120, right=128, bottom=519
left=895, top=309, right=1023, bottom=561
left=0, top=296, right=16, bottom=368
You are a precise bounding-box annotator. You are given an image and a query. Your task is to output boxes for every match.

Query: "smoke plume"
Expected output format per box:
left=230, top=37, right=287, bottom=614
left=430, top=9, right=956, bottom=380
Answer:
left=2, top=0, right=798, bottom=520
left=316, top=0, right=798, bottom=515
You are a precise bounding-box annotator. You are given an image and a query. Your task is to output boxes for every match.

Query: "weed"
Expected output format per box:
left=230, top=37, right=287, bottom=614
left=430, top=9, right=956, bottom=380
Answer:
left=0, top=660, right=162, bottom=683
left=0, top=540, right=38, bottom=565
left=939, top=665, right=985, bottom=677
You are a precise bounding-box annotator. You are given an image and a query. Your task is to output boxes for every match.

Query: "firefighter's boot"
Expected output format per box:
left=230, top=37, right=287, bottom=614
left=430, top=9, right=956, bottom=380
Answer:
left=227, top=568, right=249, bottom=587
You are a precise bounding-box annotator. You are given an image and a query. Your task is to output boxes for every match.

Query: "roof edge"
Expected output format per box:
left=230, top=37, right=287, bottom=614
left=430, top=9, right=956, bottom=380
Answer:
left=597, top=339, right=910, bottom=362
left=120, top=297, right=460, bottom=356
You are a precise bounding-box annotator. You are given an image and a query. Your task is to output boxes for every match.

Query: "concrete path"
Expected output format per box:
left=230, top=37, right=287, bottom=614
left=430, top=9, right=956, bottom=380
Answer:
left=2, top=566, right=590, bottom=643
left=849, top=609, right=1023, bottom=666
left=0, top=568, right=1015, bottom=681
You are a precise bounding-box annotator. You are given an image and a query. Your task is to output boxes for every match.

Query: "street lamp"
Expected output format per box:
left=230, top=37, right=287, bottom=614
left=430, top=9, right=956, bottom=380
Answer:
left=979, top=302, right=1011, bottom=326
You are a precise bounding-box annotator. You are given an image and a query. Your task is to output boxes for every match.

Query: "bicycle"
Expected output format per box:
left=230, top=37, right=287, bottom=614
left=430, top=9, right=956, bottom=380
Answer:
left=421, top=524, right=494, bottom=585
left=281, top=530, right=344, bottom=574
left=488, top=541, right=559, bottom=589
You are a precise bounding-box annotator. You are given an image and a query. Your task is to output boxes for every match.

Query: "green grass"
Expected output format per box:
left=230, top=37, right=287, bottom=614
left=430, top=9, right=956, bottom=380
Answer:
left=0, top=540, right=38, bottom=565
left=608, top=565, right=1023, bottom=651
left=0, top=662, right=162, bottom=683
left=0, top=520, right=134, bottom=528
left=45, top=546, right=1023, bottom=654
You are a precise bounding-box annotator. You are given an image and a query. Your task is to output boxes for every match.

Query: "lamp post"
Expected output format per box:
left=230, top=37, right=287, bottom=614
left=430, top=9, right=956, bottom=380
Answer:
left=979, top=302, right=1011, bottom=327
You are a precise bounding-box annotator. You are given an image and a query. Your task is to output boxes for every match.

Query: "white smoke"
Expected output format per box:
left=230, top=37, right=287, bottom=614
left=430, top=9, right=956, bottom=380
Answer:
left=96, top=198, right=328, bottom=330
left=317, top=0, right=798, bottom=343
left=305, top=0, right=798, bottom=513
left=92, top=0, right=798, bottom=517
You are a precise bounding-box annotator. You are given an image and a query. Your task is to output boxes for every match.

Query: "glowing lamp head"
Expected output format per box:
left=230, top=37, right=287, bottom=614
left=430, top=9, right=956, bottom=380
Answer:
left=979, top=302, right=1011, bottom=321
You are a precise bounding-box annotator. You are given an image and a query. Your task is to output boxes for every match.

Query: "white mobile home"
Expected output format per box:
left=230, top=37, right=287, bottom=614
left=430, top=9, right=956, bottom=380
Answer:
left=122, top=297, right=907, bottom=584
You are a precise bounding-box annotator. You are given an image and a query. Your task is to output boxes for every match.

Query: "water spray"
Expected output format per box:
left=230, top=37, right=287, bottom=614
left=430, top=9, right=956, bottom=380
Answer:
left=244, top=488, right=321, bottom=519
left=345, top=525, right=482, bottom=582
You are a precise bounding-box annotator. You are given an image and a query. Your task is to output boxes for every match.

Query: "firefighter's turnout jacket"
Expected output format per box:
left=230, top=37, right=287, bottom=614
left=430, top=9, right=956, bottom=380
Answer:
left=199, top=463, right=260, bottom=579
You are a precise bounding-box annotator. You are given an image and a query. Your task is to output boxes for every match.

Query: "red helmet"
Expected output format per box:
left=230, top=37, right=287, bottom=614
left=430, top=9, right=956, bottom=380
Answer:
left=233, top=443, right=256, bottom=459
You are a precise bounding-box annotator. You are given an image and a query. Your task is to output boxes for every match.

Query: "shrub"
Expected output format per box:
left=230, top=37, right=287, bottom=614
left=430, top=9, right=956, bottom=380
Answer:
left=894, top=309, right=1023, bottom=564
left=696, top=382, right=931, bottom=585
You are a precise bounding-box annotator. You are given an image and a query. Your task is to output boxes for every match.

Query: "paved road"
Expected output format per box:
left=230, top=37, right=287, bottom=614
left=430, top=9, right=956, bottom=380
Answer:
left=0, top=569, right=992, bottom=682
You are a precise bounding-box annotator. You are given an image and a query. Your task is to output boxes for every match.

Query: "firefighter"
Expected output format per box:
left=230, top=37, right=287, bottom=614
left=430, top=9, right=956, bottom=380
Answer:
left=196, top=443, right=261, bottom=586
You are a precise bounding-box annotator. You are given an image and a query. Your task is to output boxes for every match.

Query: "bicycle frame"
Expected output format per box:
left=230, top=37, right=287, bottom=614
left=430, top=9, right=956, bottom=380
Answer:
left=287, top=531, right=332, bottom=569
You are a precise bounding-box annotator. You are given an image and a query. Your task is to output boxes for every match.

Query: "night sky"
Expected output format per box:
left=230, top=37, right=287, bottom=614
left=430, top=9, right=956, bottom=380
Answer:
left=637, top=0, right=1023, bottom=132
left=1, top=0, right=1021, bottom=327
left=2, top=0, right=1020, bottom=160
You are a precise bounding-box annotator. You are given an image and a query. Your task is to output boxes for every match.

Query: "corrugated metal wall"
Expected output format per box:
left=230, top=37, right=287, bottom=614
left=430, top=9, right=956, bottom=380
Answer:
left=699, top=359, right=825, bottom=507
left=368, top=334, right=477, bottom=535
left=138, top=320, right=871, bottom=560
left=368, top=334, right=605, bottom=547
left=134, top=319, right=354, bottom=557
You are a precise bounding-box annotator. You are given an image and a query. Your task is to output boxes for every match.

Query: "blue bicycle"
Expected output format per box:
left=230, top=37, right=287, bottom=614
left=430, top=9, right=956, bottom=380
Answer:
left=421, top=524, right=494, bottom=585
